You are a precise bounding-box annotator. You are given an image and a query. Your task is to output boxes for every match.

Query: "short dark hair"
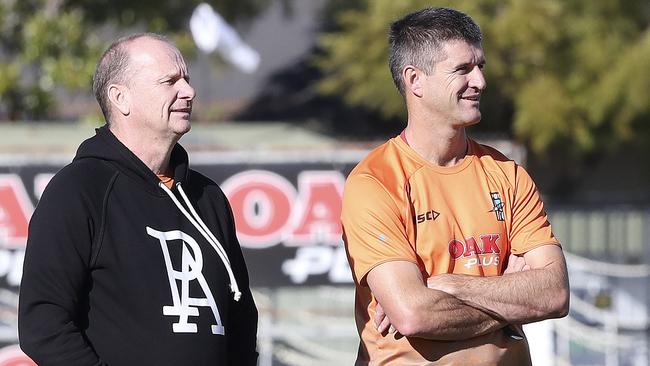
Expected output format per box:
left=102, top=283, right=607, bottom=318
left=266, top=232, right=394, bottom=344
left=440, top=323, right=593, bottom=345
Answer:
left=92, top=33, right=172, bottom=123
left=389, top=7, right=482, bottom=95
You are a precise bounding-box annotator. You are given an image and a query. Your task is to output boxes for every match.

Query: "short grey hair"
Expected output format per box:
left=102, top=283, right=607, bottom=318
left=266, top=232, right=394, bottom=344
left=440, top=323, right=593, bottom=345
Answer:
left=389, top=7, right=482, bottom=96
left=92, top=33, right=173, bottom=123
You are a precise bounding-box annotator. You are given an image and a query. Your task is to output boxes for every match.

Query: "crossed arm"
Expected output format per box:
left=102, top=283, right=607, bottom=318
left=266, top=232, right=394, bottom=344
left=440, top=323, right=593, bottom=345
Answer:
left=428, top=245, right=569, bottom=324
left=367, top=244, right=569, bottom=340
left=367, top=260, right=508, bottom=340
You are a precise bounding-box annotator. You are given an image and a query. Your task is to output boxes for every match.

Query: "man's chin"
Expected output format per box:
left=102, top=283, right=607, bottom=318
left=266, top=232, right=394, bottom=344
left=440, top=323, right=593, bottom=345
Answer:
left=171, top=120, right=192, bottom=136
left=467, top=117, right=481, bottom=126
left=459, top=114, right=481, bottom=127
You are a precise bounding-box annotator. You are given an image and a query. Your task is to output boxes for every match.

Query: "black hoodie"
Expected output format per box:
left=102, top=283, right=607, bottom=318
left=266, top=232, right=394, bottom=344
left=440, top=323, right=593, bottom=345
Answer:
left=19, top=126, right=258, bottom=365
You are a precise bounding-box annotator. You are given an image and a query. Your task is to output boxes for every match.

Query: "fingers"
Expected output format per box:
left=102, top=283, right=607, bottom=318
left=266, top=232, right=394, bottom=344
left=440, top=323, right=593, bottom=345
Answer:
left=377, top=314, right=392, bottom=333
left=503, top=253, right=517, bottom=273
left=504, top=253, right=527, bottom=274
left=374, top=302, right=396, bottom=334
left=374, top=303, right=385, bottom=329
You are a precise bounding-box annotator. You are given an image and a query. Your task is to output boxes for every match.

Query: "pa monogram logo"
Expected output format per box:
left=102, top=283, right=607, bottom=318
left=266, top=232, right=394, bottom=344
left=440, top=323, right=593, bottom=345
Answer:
left=146, top=227, right=225, bottom=335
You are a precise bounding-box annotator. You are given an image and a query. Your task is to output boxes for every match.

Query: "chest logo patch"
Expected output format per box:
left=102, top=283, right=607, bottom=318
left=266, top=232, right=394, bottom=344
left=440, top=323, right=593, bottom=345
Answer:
left=416, top=209, right=440, bottom=224
left=146, top=227, right=225, bottom=335
left=489, top=192, right=505, bottom=221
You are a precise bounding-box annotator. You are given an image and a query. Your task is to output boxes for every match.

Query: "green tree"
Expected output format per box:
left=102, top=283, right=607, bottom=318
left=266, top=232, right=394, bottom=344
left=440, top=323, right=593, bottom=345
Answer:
left=0, top=1, right=100, bottom=119
left=0, top=0, right=281, bottom=121
left=316, top=0, right=650, bottom=157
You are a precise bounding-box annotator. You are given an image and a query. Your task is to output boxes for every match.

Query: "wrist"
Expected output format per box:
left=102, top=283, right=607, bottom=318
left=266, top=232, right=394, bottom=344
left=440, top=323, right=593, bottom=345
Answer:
left=426, top=273, right=461, bottom=296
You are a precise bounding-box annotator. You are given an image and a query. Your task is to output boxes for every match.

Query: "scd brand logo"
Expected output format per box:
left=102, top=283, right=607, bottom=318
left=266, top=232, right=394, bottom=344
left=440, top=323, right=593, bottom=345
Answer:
left=221, top=170, right=345, bottom=248
left=416, top=209, right=440, bottom=224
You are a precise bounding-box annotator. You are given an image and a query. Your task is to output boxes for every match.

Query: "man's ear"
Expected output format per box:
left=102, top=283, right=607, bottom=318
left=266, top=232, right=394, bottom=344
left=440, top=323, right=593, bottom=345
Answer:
left=403, top=65, right=424, bottom=98
left=107, top=84, right=130, bottom=116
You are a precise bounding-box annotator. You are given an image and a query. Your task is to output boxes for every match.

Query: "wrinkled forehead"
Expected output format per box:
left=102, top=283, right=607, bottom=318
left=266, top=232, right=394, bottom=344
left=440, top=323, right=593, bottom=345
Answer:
left=167, top=46, right=189, bottom=73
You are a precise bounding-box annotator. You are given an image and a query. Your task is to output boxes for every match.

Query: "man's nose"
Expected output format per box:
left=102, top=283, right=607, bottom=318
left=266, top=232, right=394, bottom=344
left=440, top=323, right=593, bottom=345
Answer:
left=470, top=67, right=486, bottom=91
left=178, top=78, right=196, bottom=100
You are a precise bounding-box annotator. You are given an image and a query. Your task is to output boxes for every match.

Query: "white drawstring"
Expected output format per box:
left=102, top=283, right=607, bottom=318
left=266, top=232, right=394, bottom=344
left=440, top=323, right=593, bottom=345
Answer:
left=176, top=184, right=230, bottom=266
left=158, top=182, right=242, bottom=301
left=175, top=183, right=241, bottom=300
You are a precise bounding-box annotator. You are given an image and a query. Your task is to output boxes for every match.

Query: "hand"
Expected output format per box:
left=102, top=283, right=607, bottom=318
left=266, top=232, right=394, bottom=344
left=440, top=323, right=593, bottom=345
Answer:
left=426, top=273, right=458, bottom=295
left=504, top=253, right=530, bottom=274
left=374, top=302, right=396, bottom=334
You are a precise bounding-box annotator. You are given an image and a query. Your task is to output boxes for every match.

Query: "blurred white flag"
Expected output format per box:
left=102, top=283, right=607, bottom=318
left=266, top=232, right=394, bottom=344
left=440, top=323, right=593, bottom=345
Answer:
left=190, top=3, right=260, bottom=73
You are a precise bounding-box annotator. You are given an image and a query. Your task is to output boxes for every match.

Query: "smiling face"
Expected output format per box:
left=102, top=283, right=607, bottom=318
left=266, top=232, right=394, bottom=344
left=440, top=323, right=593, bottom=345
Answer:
left=418, top=40, right=486, bottom=128
left=124, top=37, right=196, bottom=140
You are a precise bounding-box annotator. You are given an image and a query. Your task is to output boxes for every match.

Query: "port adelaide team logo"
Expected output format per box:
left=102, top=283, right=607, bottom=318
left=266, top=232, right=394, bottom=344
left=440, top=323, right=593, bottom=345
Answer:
left=489, top=192, right=505, bottom=221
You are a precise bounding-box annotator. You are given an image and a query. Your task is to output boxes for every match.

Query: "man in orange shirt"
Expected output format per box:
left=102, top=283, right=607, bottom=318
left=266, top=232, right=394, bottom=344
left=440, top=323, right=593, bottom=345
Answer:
left=341, top=7, right=569, bottom=365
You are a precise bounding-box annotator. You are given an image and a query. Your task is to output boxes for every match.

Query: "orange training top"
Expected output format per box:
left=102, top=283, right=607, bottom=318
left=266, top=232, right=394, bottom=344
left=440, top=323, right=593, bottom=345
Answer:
left=341, top=136, right=559, bottom=365
left=156, top=173, right=174, bottom=189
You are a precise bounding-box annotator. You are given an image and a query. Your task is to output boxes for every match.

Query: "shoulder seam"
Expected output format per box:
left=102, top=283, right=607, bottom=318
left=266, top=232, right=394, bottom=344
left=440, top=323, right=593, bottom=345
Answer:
left=90, top=170, right=119, bottom=267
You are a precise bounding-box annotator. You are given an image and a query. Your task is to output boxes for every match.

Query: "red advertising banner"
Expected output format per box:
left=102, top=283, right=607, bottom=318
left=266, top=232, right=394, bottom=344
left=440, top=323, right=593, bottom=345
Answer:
left=0, top=161, right=358, bottom=355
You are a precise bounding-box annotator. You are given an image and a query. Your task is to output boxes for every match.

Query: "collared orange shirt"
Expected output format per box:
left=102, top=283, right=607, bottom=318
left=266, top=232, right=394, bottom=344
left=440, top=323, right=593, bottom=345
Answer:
left=342, top=136, right=559, bottom=365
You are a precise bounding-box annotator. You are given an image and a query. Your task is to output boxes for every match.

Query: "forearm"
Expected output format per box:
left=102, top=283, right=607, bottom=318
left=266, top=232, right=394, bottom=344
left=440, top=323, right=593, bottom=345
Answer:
left=401, top=288, right=508, bottom=340
left=432, top=263, right=569, bottom=323
left=368, top=260, right=509, bottom=341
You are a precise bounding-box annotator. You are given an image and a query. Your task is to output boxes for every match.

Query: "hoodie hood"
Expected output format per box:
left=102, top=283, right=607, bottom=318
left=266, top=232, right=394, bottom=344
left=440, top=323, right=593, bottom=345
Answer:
left=74, top=125, right=190, bottom=194
left=73, top=125, right=242, bottom=301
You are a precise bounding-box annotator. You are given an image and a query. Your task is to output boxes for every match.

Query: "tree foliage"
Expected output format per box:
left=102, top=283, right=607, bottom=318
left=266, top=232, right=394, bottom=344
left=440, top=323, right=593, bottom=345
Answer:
left=0, top=1, right=99, bottom=119
left=316, top=0, right=650, bottom=156
left=0, top=0, right=281, bottom=120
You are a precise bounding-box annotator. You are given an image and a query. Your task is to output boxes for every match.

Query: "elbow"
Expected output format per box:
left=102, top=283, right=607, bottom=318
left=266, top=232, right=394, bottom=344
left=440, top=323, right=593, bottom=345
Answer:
left=391, top=316, right=420, bottom=337
left=388, top=307, right=428, bottom=337
left=549, top=286, right=570, bottom=319
left=18, top=342, right=38, bottom=364
left=18, top=308, right=47, bottom=363
left=18, top=331, right=42, bottom=364
left=382, top=293, right=445, bottom=337
left=18, top=321, right=39, bottom=361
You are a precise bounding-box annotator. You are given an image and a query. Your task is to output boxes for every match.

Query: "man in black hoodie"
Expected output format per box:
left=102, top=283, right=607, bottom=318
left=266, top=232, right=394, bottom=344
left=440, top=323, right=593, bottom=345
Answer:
left=18, top=33, right=258, bottom=365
